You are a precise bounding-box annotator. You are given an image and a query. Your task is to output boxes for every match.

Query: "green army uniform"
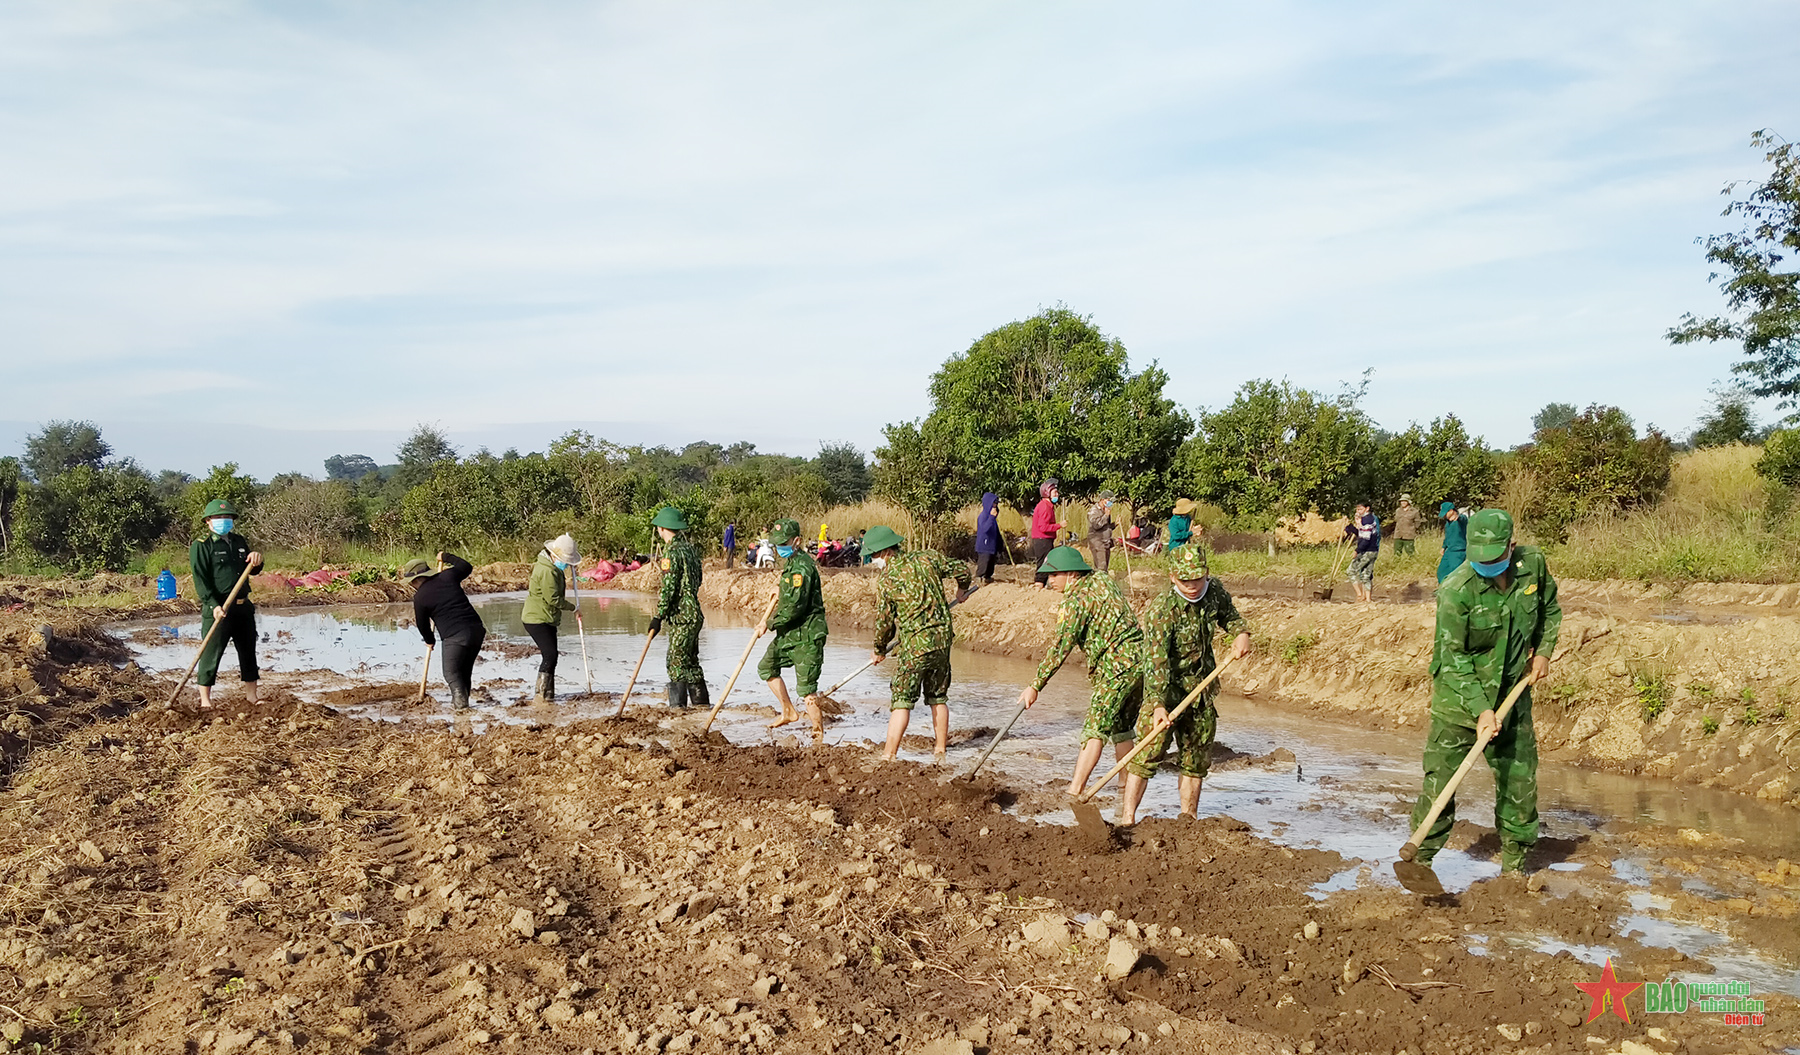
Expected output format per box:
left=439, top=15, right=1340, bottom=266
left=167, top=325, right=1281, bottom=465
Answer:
left=1033, top=560, right=1144, bottom=745
left=1409, top=509, right=1561, bottom=872
left=873, top=545, right=971, bottom=711
left=189, top=513, right=261, bottom=689
left=1130, top=550, right=1248, bottom=781
left=758, top=524, right=828, bottom=696
left=651, top=507, right=707, bottom=709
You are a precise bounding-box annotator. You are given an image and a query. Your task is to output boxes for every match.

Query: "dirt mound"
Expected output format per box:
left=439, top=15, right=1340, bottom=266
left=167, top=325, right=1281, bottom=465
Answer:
left=1273, top=513, right=1348, bottom=547
left=0, top=610, right=156, bottom=780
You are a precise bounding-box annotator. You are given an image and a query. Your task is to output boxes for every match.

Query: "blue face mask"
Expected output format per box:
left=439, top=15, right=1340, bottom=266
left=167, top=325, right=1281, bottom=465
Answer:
left=554, top=560, right=568, bottom=570
left=776, top=545, right=794, bottom=558
left=1471, top=553, right=1511, bottom=578
left=210, top=518, right=234, bottom=536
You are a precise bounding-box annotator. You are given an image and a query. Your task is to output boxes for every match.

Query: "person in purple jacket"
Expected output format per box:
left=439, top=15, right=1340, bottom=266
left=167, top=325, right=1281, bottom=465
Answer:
left=723, top=522, right=737, bottom=569
left=974, top=492, right=1002, bottom=584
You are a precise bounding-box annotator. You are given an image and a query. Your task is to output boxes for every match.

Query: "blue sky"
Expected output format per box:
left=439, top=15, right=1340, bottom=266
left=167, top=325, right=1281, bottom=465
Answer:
left=1, top=1, right=1794, bottom=478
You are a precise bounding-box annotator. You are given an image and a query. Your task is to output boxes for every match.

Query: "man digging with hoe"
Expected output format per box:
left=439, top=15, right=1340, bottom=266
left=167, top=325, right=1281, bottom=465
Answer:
left=189, top=498, right=263, bottom=711
left=760, top=518, right=830, bottom=741
left=864, top=525, right=971, bottom=763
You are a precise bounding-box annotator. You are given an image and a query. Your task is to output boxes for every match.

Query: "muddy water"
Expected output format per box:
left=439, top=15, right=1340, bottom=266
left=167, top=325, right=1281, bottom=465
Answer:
left=123, top=592, right=1800, bottom=997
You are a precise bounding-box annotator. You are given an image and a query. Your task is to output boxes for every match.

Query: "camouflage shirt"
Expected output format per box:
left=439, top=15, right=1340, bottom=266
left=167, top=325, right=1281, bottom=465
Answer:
left=1141, top=579, right=1249, bottom=709
left=1430, top=545, right=1562, bottom=726
left=872, top=549, right=971, bottom=657
left=654, top=535, right=704, bottom=626
left=1033, top=572, right=1144, bottom=691
left=769, top=548, right=827, bottom=636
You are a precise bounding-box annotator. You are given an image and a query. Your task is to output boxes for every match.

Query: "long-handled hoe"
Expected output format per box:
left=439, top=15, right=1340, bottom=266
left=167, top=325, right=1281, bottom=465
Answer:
left=163, top=563, right=255, bottom=708
left=569, top=568, right=592, bottom=697
left=1067, top=653, right=1240, bottom=844
left=701, top=590, right=783, bottom=733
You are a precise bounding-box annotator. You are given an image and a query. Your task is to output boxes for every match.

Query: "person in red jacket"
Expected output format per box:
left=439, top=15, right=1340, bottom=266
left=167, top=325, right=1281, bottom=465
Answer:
left=1031, top=477, right=1065, bottom=588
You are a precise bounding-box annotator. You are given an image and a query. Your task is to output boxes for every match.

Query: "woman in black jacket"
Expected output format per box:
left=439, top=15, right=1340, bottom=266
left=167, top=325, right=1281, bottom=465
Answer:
left=403, top=552, right=486, bottom=710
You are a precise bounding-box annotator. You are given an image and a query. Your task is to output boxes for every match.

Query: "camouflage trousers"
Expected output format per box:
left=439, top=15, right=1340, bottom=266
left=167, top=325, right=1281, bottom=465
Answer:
left=758, top=623, right=827, bottom=696
left=887, top=646, right=951, bottom=710
left=664, top=616, right=704, bottom=685
left=1127, top=690, right=1217, bottom=779
left=1409, top=696, right=1539, bottom=867
left=1079, top=657, right=1143, bottom=746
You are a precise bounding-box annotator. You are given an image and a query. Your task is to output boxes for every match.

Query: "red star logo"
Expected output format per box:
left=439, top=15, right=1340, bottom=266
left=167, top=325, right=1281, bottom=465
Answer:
left=1573, top=958, right=1643, bottom=1023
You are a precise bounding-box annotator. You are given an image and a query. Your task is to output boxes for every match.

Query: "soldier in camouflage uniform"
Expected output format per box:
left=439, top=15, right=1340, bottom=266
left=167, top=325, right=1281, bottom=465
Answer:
left=864, top=525, right=972, bottom=762
left=758, top=519, right=829, bottom=740
left=1410, top=508, right=1560, bottom=874
left=1120, top=544, right=1252, bottom=825
left=1016, top=546, right=1145, bottom=797
left=649, top=506, right=706, bottom=710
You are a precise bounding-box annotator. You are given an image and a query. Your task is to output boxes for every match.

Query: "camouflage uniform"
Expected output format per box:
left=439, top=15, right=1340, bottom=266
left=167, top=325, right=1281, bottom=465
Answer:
left=873, top=549, right=971, bottom=710
left=758, top=547, right=828, bottom=695
left=655, top=534, right=705, bottom=686
left=1129, top=578, right=1248, bottom=780
left=1409, top=546, right=1561, bottom=869
left=1033, top=573, right=1144, bottom=745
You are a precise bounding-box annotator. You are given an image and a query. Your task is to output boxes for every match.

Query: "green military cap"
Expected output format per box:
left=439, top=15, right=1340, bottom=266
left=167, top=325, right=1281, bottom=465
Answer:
left=650, top=506, right=689, bottom=530
left=1037, top=545, right=1092, bottom=574
left=1467, top=508, right=1514, bottom=564
left=768, top=519, right=803, bottom=545
left=399, top=558, right=436, bottom=583
left=1169, top=544, right=1210, bottom=580
left=201, top=498, right=239, bottom=520
left=862, top=525, right=903, bottom=557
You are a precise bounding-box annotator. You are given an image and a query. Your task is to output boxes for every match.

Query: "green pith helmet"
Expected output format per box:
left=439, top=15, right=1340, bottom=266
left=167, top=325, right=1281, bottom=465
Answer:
left=201, top=498, right=239, bottom=520
left=398, top=559, right=435, bottom=583
left=1467, top=508, right=1515, bottom=564
left=861, top=525, right=903, bottom=557
left=650, top=506, right=689, bottom=531
left=1037, top=545, right=1092, bottom=574
left=1169, top=544, right=1210, bottom=580
left=769, top=519, right=803, bottom=545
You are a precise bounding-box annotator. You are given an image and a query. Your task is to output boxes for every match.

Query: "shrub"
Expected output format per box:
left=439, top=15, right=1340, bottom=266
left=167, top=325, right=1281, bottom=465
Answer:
left=256, top=479, right=365, bottom=554
left=17, top=463, right=171, bottom=572
left=1701, top=715, right=1720, bottom=736
left=1634, top=669, right=1670, bottom=722
left=1517, top=405, right=1673, bottom=541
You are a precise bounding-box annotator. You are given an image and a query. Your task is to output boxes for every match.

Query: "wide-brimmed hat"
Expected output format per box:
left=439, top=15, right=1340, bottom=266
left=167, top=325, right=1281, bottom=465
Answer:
left=862, top=525, right=903, bottom=557
left=1169, top=544, right=1210, bottom=580
left=201, top=498, right=239, bottom=520
left=399, top=559, right=435, bottom=583
left=544, top=533, right=581, bottom=564
left=1037, top=545, right=1092, bottom=574
left=650, top=506, right=689, bottom=531
left=1467, top=509, right=1514, bottom=564
left=1399, top=493, right=1413, bottom=503
left=1096, top=490, right=1115, bottom=502
left=1172, top=498, right=1196, bottom=516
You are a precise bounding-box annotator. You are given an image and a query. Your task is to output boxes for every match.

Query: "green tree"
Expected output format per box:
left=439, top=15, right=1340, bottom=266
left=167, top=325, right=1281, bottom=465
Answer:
left=915, top=307, right=1192, bottom=511
left=1180, top=379, right=1376, bottom=520
left=179, top=463, right=261, bottom=529
left=0, top=457, right=20, bottom=555
left=400, top=461, right=516, bottom=548
left=872, top=419, right=967, bottom=545
left=1531, top=402, right=1578, bottom=437
left=395, top=423, right=458, bottom=489
left=1669, top=131, right=1800, bottom=408
left=812, top=443, right=872, bottom=505
left=1756, top=428, right=1800, bottom=487
left=1518, top=405, right=1673, bottom=540
left=324, top=454, right=380, bottom=481
left=1368, top=415, right=1500, bottom=514
left=21, top=420, right=110, bottom=481
left=18, top=462, right=170, bottom=572
left=1690, top=384, right=1763, bottom=448
left=255, top=479, right=365, bottom=554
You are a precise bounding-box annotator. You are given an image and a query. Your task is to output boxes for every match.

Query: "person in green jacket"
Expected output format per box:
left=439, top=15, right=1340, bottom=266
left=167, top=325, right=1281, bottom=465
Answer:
left=1167, top=498, right=1196, bottom=551
left=1017, top=546, right=1145, bottom=797
left=1436, top=502, right=1468, bottom=583
left=649, top=506, right=706, bottom=710
left=865, top=525, right=971, bottom=762
left=522, top=533, right=579, bottom=702
left=758, top=519, right=828, bottom=741
left=189, top=498, right=263, bottom=710
left=1409, top=508, right=1560, bottom=874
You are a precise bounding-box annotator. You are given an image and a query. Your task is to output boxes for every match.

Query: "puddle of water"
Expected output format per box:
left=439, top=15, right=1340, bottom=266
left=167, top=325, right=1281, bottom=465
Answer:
left=121, top=594, right=1800, bottom=997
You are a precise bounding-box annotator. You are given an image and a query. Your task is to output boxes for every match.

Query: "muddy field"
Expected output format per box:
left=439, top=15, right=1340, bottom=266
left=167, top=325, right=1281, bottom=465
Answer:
left=1, top=596, right=1798, bottom=1055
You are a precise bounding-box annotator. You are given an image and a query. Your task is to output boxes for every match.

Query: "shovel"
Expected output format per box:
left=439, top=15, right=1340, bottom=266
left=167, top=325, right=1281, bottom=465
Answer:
left=1393, top=674, right=1537, bottom=893
left=164, top=562, right=255, bottom=707
left=700, top=589, right=783, bottom=733
left=614, top=628, right=658, bottom=718
left=960, top=699, right=1028, bottom=781
left=1068, top=653, right=1240, bottom=841
left=569, top=570, right=592, bottom=696
left=1314, top=538, right=1348, bottom=601
left=415, top=643, right=434, bottom=704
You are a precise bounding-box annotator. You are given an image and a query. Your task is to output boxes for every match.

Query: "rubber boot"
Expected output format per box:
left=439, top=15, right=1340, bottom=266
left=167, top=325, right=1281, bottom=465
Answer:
left=1500, top=844, right=1529, bottom=874
left=668, top=681, right=688, bottom=709
left=450, top=685, right=470, bottom=711
left=535, top=673, right=555, bottom=703
left=689, top=680, right=710, bottom=714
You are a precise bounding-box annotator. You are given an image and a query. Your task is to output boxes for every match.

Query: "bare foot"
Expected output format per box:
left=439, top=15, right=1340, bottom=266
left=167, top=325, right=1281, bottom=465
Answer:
left=766, top=711, right=800, bottom=729
left=933, top=751, right=947, bottom=765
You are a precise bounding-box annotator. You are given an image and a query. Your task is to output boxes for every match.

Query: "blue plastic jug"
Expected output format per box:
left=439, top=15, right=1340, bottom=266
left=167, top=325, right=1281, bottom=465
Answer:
left=156, top=569, right=177, bottom=601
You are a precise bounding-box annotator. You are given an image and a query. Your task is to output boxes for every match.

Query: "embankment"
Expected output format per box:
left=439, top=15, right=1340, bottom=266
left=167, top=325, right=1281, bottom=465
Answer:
left=611, top=563, right=1800, bottom=806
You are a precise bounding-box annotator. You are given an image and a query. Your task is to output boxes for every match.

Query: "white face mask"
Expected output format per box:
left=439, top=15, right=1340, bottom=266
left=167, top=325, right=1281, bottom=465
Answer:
left=1175, top=578, right=1208, bottom=602
left=871, top=556, right=887, bottom=569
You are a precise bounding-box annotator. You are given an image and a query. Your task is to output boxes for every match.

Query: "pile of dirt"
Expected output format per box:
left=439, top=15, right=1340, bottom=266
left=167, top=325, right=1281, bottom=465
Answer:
left=0, top=609, right=157, bottom=780
left=1273, top=513, right=1349, bottom=547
